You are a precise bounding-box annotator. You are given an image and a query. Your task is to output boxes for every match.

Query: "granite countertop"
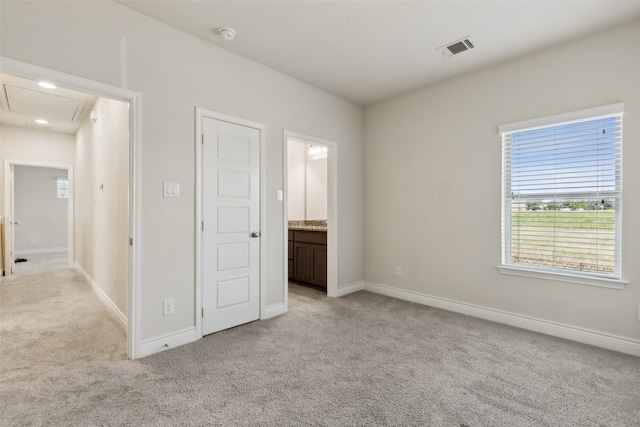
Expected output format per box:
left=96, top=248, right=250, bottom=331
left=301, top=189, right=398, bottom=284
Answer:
left=288, top=220, right=327, bottom=232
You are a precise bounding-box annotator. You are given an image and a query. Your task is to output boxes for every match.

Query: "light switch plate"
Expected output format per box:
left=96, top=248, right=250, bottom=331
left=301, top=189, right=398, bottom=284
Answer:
left=163, top=182, right=180, bottom=198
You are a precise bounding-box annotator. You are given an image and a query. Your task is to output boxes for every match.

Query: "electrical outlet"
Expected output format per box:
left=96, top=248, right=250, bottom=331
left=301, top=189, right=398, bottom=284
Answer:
left=28, top=238, right=35, bottom=245
left=163, top=299, right=175, bottom=316
left=395, top=267, right=402, bottom=277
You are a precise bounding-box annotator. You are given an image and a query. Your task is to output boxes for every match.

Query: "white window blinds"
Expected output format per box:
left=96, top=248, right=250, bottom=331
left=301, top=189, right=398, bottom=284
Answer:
left=500, top=104, right=622, bottom=279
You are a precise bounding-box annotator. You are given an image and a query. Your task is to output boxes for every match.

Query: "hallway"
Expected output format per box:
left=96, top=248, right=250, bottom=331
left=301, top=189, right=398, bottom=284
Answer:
left=0, top=256, right=127, bottom=420
left=9, top=253, right=68, bottom=277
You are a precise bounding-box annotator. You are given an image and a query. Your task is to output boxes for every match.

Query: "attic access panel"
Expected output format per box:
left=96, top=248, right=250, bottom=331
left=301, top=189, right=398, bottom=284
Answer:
left=4, top=84, right=82, bottom=122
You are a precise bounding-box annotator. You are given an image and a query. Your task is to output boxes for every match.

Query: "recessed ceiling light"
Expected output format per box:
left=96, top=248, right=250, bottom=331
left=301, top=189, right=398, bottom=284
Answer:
left=38, top=81, right=56, bottom=89
left=35, top=119, right=49, bottom=124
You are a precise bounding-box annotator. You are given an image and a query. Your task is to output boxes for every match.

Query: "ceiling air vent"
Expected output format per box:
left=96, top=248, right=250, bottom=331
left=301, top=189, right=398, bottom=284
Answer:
left=438, top=37, right=474, bottom=58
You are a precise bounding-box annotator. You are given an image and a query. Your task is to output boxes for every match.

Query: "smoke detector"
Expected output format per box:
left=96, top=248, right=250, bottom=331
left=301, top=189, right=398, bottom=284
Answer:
left=219, top=27, right=236, bottom=41
left=438, top=37, right=474, bottom=58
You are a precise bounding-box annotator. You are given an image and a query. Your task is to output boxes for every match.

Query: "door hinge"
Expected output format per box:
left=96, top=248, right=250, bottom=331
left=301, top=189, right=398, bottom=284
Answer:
left=202, top=135, right=204, bottom=144
left=129, top=238, right=133, bottom=246
left=202, top=221, right=204, bottom=231
left=202, top=307, right=204, bottom=318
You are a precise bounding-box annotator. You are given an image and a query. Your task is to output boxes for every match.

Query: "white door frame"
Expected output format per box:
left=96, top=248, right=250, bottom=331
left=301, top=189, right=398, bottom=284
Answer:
left=195, top=108, right=267, bottom=338
left=283, top=130, right=338, bottom=299
left=3, top=161, right=74, bottom=269
left=2, top=165, right=15, bottom=276
left=0, top=57, right=143, bottom=360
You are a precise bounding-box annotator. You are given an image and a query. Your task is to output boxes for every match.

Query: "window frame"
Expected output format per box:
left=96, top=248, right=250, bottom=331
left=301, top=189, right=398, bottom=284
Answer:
left=498, top=103, right=626, bottom=289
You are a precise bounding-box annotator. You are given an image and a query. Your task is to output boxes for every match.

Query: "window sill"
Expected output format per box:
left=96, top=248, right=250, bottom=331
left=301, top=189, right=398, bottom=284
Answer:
left=497, top=265, right=627, bottom=290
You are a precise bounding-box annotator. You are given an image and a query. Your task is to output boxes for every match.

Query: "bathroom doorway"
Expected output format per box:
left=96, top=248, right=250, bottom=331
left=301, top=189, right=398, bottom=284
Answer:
left=283, top=131, right=337, bottom=307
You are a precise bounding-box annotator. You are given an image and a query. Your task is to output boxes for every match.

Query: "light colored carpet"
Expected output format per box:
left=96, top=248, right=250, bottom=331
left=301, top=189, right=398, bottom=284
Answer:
left=10, top=252, right=70, bottom=276
left=1, top=271, right=639, bottom=426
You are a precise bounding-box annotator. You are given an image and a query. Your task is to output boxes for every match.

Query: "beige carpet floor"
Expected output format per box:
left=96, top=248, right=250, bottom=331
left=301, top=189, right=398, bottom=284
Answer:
left=1, top=266, right=639, bottom=426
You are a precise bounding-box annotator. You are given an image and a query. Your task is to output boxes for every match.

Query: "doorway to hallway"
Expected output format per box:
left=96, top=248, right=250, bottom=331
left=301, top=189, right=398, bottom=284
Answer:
left=12, top=164, right=70, bottom=272
left=0, top=57, right=142, bottom=359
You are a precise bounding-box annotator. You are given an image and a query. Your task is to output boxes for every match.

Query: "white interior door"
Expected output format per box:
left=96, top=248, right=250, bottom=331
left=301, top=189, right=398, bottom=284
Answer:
left=202, top=117, right=260, bottom=335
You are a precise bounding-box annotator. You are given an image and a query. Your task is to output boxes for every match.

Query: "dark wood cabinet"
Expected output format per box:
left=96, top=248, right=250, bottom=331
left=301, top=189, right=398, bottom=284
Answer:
left=287, top=231, right=294, bottom=278
left=288, top=230, right=327, bottom=289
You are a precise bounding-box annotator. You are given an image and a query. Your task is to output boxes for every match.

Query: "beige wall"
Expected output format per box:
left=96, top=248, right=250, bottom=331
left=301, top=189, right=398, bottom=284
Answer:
left=287, top=141, right=306, bottom=220
left=0, top=124, right=76, bottom=178
left=0, top=1, right=364, bottom=341
left=75, top=97, right=129, bottom=315
left=287, top=140, right=328, bottom=220
left=0, top=124, right=76, bottom=228
left=306, top=157, right=327, bottom=220
left=363, top=20, right=640, bottom=340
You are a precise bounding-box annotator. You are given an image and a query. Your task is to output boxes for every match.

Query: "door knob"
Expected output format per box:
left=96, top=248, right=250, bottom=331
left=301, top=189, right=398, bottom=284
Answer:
left=251, top=231, right=261, bottom=238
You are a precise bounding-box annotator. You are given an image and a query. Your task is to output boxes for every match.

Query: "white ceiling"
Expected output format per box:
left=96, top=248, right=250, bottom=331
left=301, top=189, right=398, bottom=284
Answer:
left=0, top=73, right=97, bottom=134
left=117, top=0, right=640, bottom=106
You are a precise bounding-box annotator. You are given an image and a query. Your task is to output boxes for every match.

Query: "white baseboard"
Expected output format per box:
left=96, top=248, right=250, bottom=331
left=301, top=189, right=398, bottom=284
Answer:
left=335, top=281, right=365, bottom=297
left=363, top=281, right=640, bottom=357
left=16, top=247, right=68, bottom=256
left=138, top=327, right=198, bottom=358
left=264, top=302, right=287, bottom=319
left=75, top=263, right=127, bottom=331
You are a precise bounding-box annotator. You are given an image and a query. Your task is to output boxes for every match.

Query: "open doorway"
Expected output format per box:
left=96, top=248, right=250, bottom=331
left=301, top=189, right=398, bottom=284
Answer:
left=11, top=164, right=71, bottom=275
left=283, top=131, right=338, bottom=308
left=0, top=58, right=142, bottom=359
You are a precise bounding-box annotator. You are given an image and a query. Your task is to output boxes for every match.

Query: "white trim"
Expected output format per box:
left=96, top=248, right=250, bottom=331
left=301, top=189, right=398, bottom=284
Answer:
left=497, top=265, right=627, bottom=290
left=336, top=281, right=365, bottom=297
left=2, top=165, right=12, bottom=275
left=282, top=138, right=290, bottom=311
left=264, top=303, right=287, bottom=319
left=67, top=167, right=74, bottom=267
left=75, top=263, right=127, bottom=331
left=195, top=108, right=267, bottom=337
left=15, top=247, right=68, bottom=256
left=138, top=327, right=199, bottom=359
left=499, top=102, right=624, bottom=134
left=259, top=120, right=267, bottom=321
left=128, top=91, right=142, bottom=360
left=3, top=160, right=70, bottom=169
left=195, top=110, right=203, bottom=338
left=282, top=131, right=339, bottom=302
left=1, top=57, right=143, bottom=360
left=363, top=281, right=640, bottom=357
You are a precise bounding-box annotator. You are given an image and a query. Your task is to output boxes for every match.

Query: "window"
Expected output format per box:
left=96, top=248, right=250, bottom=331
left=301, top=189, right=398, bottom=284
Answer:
left=57, top=178, right=69, bottom=199
left=500, top=104, right=623, bottom=287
